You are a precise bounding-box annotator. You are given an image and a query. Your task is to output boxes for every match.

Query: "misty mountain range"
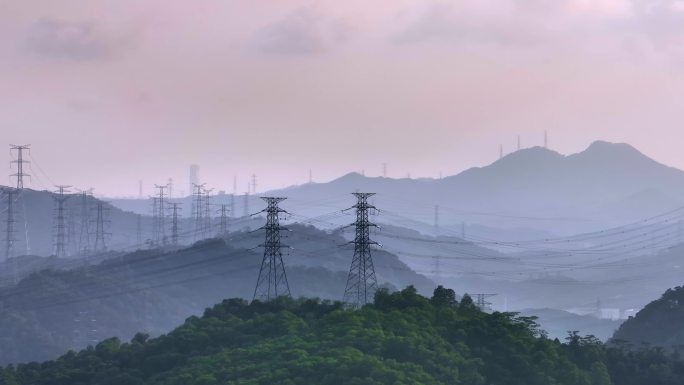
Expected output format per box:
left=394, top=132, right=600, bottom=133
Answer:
left=108, top=140, right=684, bottom=239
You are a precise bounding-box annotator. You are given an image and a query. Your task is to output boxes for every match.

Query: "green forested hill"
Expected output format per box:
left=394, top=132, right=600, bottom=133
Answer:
left=2, top=286, right=682, bottom=385
left=0, top=223, right=433, bottom=365
left=611, top=285, right=684, bottom=349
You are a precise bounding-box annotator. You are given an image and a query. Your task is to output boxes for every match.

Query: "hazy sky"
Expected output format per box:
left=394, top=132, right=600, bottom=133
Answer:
left=2, top=0, right=684, bottom=197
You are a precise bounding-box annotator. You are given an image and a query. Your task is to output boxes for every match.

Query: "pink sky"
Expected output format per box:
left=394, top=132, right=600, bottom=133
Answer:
left=1, top=0, right=684, bottom=196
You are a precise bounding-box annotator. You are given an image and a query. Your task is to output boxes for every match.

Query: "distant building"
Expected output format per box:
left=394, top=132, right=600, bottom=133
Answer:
left=598, top=308, right=621, bottom=320
left=622, top=308, right=638, bottom=319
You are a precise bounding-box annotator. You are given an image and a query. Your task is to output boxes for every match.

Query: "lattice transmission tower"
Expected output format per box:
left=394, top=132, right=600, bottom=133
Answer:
left=475, top=294, right=496, bottom=311
left=10, top=144, right=30, bottom=189
left=154, top=184, right=168, bottom=245
left=91, top=201, right=110, bottom=253
left=53, top=185, right=72, bottom=257
left=3, top=188, right=16, bottom=261
left=9, top=144, right=30, bottom=256
left=192, top=183, right=206, bottom=241
left=217, top=204, right=229, bottom=237
left=170, top=202, right=181, bottom=246
left=342, top=192, right=380, bottom=309
left=253, top=197, right=291, bottom=301
left=77, top=189, right=93, bottom=256
left=203, top=187, right=213, bottom=238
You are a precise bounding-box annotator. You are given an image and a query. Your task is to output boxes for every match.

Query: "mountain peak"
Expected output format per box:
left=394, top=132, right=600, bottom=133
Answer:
left=336, top=171, right=365, bottom=180
left=573, top=140, right=652, bottom=165
left=584, top=140, right=641, bottom=154
left=488, top=145, right=564, bottom=170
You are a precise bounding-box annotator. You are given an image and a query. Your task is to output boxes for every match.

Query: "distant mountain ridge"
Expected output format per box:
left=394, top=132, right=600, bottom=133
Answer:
left=258, top=141, right=684, bottom=236
left=106, top=140, right=684, bottom=245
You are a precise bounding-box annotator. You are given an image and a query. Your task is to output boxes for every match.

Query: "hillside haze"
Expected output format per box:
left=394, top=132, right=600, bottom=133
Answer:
left=259, top=141, right=684, bottom=237
left=107, top=141, right=684, bottom=239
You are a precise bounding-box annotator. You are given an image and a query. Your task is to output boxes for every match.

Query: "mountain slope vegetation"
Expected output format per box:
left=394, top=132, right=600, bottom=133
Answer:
left=2, top=287, right=683, bottom=385
left=0, top=225, right=432, bottom=365
left=611, top=285, right=684, bottom=349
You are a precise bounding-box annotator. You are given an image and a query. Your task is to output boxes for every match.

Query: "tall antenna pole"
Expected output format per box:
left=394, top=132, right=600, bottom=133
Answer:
left=10, top=144, right=30, bottom=189
left=382, top=163, right=387, bottom=178
left=309, top=169, right=312, bottom=184
left=53, top=185, right=72, bottom=257
left=170, top=202, right=181, bottom=246
left=251, top=174, right=257, bottom=194
left=343, top=192, right=379, bottom=309
left=253, top=197, right=291, bottom=301
left=91, top=201, right=110, bottom=253
left=517, top=135, right=521, bottom=151
left=544, top=130, right=548, bottom=148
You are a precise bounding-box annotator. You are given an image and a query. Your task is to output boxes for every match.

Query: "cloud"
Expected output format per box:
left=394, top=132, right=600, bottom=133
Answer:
left=390, top=2, right=559, bottom=48
left=25, top=18, right=138, bottom=61
left=631, top=0, right=684, bottom=48
left=251, top=9, right=350, bottom=55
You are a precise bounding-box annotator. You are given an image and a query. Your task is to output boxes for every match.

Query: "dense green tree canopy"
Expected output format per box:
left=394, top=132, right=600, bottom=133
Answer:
left=1, top=286, right=682, bottom=385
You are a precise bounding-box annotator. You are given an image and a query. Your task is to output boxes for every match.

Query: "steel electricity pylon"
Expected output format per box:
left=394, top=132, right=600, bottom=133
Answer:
left=217, top=204, right=229, bottom=237
left=170, top=202, right=181, bottom=246
left=192, top=183, right=206, bottom=241
left=10, top=144, right=30, bottom=189
left=342, top=192, right=380, bottom=309
left=53, top=185, right=72, bottom=257
left=3, top=188, right=16, bottom=261
left=252, top=197, right=291, bottom=301
left=77, top=189, right=93, bottom=256
left=203, top=187, right=213, bottom=238
left=91, top=201, right=110, bottom=253
left=475, top=293, right=496, bottom=311
left=154, top=184, right=168, bottom=245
